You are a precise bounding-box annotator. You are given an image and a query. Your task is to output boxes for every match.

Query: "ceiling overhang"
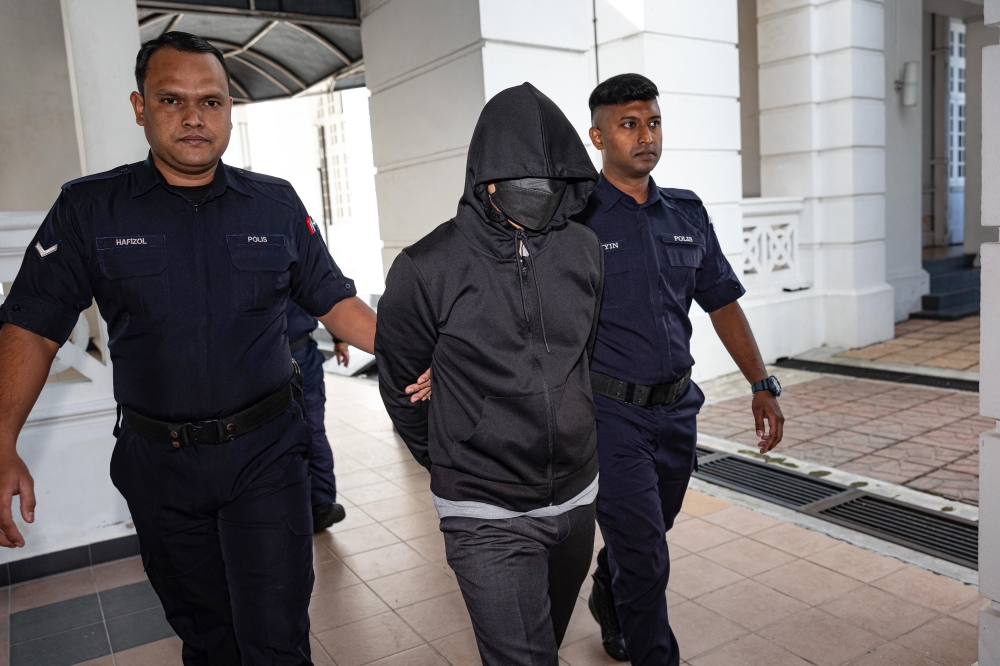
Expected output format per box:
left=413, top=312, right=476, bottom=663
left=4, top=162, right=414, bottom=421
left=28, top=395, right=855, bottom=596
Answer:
left=136, top=1, right=364, bottom=103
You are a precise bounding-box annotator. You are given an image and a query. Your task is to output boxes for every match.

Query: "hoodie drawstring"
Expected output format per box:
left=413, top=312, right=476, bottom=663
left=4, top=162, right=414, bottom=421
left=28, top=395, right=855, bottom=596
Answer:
left=515, top=231, right=551, bottom=354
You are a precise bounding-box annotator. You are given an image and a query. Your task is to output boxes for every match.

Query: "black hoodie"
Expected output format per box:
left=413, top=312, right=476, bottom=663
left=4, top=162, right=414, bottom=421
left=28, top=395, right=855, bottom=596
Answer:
left=375, top=83, right=603, bottom=512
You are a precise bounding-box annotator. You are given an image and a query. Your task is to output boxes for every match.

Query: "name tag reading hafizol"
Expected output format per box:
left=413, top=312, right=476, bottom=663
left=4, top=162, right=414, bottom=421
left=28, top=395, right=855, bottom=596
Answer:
left=96, top=235, right=165, bottom=250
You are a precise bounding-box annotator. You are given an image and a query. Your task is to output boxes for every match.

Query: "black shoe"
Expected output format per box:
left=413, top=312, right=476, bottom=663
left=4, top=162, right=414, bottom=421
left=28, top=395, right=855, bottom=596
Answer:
left=588, top=573, right=629, bottom=662
left=312, top=503, right=346, bottom=533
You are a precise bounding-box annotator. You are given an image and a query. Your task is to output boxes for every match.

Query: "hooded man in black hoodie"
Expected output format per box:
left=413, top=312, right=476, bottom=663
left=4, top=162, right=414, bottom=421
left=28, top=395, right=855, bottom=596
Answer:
left=375, top=84, right=602, bottom=665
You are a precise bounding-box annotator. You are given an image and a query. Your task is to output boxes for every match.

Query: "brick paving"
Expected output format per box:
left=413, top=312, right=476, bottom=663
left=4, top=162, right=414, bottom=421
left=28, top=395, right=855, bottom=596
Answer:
left=835, top=317, right=980, bottom=372
left=698, top=375, right=987, bottom=505
left=3, top=374, right=985, bottom=665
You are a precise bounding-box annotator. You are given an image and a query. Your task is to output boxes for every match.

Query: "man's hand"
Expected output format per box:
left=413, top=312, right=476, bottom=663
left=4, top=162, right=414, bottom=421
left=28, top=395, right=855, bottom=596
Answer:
left=334, top=342, right=350, bottom=367
left=752, top=390, right=784, bottom=453
left=0, top=452, right=34, bottom=548
left=406, top=367, right=432, bottom=403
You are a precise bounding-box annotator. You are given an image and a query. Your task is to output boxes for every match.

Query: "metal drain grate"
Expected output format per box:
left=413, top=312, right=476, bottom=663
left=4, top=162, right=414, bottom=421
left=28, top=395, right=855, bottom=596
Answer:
left=692, top=447, right=979, bottom=570
left=813, top=494, right=978, bottom=569
left=695, top=456, right=845, bottom=509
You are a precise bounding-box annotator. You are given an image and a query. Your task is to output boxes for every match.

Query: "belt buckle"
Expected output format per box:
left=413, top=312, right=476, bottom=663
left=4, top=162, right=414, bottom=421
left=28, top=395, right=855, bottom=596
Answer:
left=185, top=420, right=220, bottom=445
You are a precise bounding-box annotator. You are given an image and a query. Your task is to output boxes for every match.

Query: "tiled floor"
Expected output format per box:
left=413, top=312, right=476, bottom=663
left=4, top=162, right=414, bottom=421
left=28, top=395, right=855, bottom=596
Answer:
left=3, top=374, right=986, bottom=665
left=698, top=373, right=986, bottom=505
left=835, top=317, right=980, bottom=372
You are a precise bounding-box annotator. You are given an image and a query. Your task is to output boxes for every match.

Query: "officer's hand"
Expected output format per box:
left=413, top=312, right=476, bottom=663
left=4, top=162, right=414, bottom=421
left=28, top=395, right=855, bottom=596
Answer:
left=406, top=367, right=432, bottom=403
left=0, top=452, right=35, bottom=548
left=752, top=391, right=784, bottom=454
left=334, top=342, right=350, bottom=367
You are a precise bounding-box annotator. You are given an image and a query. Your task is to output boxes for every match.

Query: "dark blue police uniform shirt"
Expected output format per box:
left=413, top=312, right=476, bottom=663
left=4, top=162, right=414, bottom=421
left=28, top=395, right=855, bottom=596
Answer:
left=576, top=174, right=745, bottom=387
left=0, top=155, right=356, bottom=422
left=286, top=300, right=319, bottom=343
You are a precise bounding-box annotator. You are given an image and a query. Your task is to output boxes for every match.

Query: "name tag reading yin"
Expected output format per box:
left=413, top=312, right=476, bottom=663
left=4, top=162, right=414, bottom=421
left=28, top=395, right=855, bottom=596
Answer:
left=227, top=234, right=286, bottom=246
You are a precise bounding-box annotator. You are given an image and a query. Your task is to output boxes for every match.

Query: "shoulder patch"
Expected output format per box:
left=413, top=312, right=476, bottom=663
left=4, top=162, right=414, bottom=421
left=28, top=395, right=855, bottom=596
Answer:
left=659, top=187, right=702, bottom=203
left=62, top=164, right=135, bottom=191
left=235, top=168, right=292, bottom=188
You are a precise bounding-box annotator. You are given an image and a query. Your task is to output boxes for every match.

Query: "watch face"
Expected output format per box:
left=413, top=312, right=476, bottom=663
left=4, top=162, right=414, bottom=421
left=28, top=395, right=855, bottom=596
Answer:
left=769, top=376, right=782, bottom=397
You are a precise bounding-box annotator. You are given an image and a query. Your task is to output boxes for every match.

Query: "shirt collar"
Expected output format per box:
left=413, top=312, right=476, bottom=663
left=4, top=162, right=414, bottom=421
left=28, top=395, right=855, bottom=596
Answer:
left=596, top=172, right=660, bottom=211
left=130, top=152, right=253, bottom=199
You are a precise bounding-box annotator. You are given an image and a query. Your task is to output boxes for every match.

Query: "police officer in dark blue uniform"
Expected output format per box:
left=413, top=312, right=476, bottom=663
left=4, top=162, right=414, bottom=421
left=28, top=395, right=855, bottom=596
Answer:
left=0, top=33, right=378, bottom=666
left=285, top=300, right=347, bottom=531
left=578, top=74, right=785, bottom=665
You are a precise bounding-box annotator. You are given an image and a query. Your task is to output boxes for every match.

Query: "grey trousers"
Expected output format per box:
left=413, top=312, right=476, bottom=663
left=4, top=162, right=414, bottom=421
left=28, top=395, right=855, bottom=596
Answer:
left=440, top=503, right=597, bottom=666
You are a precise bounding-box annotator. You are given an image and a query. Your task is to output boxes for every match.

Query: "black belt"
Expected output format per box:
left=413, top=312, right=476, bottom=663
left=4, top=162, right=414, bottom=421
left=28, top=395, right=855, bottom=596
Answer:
left=116, top=363, right=302, bottom=448
left=590, top=368, right=692, bottom=408
left=289, top=333, right=312, bottom=354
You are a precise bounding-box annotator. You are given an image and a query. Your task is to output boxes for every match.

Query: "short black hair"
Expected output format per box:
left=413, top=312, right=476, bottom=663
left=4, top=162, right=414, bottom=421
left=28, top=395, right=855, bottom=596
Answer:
left=134, top=31, right=230, bottom=94
left=588, top=73, right=659, bottom=119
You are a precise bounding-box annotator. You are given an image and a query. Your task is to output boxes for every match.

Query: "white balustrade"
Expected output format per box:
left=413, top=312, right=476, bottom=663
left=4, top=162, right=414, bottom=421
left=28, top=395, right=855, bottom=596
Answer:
left=739, top=197, right=806, bottom=292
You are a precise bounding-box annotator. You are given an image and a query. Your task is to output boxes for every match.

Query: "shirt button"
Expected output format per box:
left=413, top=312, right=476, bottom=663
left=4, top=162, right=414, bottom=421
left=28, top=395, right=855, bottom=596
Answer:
left=11, top=305, right=20, bottom=312
left=345, top=283, right=352, bottom=289
left=119, top=167, right=128, bottom=173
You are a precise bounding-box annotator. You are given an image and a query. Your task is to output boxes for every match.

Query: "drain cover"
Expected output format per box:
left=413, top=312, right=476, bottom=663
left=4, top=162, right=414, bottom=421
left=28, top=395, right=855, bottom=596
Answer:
left=693, top=447, right=979, bottom=570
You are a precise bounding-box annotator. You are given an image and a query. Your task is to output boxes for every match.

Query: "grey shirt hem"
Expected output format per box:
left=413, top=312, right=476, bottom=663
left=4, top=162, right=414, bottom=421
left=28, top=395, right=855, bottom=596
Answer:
left=433, top=474, right=599, bottom=520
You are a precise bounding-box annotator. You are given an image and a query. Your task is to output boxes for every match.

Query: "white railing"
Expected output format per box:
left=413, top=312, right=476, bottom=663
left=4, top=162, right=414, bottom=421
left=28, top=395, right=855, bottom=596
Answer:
left=0, top=212, right=114, bottom=423
left=740, top=197, right=806, bottom=291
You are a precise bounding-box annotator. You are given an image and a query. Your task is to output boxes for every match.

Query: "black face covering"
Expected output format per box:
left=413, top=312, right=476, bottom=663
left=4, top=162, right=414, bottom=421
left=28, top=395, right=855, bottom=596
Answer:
left=489, top=178, right=567, bottom=231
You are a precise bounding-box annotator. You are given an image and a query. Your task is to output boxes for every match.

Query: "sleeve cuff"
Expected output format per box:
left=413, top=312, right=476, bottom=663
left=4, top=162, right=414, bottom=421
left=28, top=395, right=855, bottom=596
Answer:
left=695, top=279, right=745, bottom=313
left=0, top=296, right=80, bottom=345
left=304, top=277, right=358, bottom=318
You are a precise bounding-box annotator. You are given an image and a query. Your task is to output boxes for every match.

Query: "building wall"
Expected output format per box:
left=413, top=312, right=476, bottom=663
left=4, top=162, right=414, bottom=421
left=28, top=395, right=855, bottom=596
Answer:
left=980, top=1, right=1000, bottom=660
left=963, top=17, right=1000, bottom=262
left=739, top=0, right=762, bottom=198
left=884, top=0, right=930, bottom=320
left=0, top=0, right=83, bottom=210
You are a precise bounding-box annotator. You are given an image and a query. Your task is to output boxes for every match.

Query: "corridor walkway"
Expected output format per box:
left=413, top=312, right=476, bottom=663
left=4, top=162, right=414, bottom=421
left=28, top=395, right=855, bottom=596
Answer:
left=3, top=374, right=985, bottom=665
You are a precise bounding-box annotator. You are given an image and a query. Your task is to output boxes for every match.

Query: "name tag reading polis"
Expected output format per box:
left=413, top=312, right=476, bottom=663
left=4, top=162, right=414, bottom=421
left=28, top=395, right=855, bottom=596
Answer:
left=96, top=235, right=165, bottom=250
left=227, top=234, right=286, bottom=246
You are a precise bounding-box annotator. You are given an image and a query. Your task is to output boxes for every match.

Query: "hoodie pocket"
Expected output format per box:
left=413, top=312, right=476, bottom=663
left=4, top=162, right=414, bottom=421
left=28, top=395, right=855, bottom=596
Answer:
left=458, top=393, right=550, bottom=482
left=552, top=378, right=598, bottom=470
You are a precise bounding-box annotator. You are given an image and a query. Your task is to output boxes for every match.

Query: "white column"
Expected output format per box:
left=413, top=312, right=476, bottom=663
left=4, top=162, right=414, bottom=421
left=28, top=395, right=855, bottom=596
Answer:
left=61, top=0, right=147, bottom=175
left=979, top=3, right=1000, bottom=660
left=361, top=0, right=595, bottom=270
left=757, top=0, right=894, bottom=348
left=963, top=18, right=1000, bottom=264
left=597, top=0, right=744, bottom=268
left=883, top=0, right=929, bottom=321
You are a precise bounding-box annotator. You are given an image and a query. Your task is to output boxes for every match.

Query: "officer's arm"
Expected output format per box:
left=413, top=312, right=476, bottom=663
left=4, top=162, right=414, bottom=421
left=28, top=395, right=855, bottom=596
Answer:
left=708, top=301, right=784, bottom=453
left=0, top=324, right=59, bottom=548
left=318, top=297, right=376, bottom=354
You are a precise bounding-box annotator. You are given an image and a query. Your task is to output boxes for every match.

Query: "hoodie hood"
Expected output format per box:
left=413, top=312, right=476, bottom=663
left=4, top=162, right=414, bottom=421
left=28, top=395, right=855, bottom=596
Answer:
left=456, top=83, right=598, bottom=254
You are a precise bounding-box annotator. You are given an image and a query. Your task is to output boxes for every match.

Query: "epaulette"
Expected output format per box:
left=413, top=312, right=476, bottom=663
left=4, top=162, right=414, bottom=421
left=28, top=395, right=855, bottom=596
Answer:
left=62, top=164, right=134, bottom=191
left=233, top=168, right=292, bottom=188
left=659, top=187, right=702, bottom=203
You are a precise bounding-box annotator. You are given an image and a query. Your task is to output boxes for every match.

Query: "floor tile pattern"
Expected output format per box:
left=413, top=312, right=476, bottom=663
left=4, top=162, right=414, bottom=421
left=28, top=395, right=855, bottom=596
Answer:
left=2, top=375, right=984, bottom=665
left=698, top=374, right=987, bottom=505
left=835, top=317, right=980, bottom=372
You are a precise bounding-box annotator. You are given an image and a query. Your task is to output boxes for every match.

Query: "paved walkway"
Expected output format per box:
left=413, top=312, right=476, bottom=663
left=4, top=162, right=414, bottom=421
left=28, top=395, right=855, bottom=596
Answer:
left=835, top=317, right=979, bottom=373
left=3, top=374, right=985, bottom=665
left=698, top=372, right=986, bottom=506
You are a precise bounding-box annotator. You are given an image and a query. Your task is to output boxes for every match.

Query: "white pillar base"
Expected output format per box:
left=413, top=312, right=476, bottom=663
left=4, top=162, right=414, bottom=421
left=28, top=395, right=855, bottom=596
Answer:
left=887, top=268, right=930, bottom=321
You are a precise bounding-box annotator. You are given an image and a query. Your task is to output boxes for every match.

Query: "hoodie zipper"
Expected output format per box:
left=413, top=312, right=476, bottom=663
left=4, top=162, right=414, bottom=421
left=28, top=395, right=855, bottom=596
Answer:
left=515, top=231, right=556, bottom=505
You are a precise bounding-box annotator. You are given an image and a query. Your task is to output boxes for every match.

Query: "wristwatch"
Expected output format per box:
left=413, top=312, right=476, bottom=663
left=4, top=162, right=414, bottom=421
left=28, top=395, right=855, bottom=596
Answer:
left=751, top=375, right=781, bottom=398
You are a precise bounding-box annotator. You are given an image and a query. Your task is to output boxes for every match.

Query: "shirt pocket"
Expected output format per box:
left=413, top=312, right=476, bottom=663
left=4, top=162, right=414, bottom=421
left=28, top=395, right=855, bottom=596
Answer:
left=660, top=233, right=705, bottom=269
left=601, top=249, right=634, bottom=310
left=97, top=236, right=169, bottom=322
left=227, top=234, right=292, bottom=314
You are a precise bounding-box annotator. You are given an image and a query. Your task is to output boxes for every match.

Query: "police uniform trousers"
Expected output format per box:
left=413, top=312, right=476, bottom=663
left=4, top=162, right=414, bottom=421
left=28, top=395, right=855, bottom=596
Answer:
left=594, top=381, right=704, bottom=666
left=110, top=408, right=315, bottom=666
left=292, top=339, right=338, bottom=506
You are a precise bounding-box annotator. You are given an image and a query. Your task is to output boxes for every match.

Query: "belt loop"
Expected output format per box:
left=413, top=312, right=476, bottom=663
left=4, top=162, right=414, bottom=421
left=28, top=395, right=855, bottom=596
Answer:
left=113, top=405, right=122, bottom=437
